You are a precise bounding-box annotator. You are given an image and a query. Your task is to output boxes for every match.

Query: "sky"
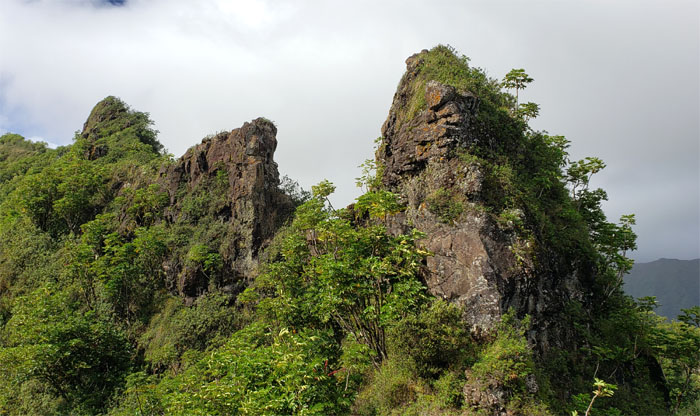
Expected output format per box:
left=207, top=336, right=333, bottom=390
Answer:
left=0, top=0, right=698, bottom=262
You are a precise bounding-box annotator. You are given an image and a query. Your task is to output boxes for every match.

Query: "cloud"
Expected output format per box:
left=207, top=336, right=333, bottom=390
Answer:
left=24, top=135, right=58, bottom=148
left=0, top=0, right=698, bottom=261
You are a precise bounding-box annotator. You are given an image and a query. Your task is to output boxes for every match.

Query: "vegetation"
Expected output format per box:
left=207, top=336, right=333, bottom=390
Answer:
left=426, top=188, right=464, bottom=224
left=502, top=68, right=534, bottom=108
left=0, top=47, right=696, bottom=415
left=571, top=378, right=617, bottom=416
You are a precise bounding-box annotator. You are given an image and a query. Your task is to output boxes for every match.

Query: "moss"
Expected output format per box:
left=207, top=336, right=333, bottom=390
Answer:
left=426, top=187, right=464, bottom=224
left=405, top=79, right=427, bottom=121
left=402, top=45, right=512, bottom=124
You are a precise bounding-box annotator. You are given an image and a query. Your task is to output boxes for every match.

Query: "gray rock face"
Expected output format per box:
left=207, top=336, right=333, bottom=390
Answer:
left=383, top=157, right=530, bottom=333
left=378, top=51, right=585, bottom=342
left=462, top=375, right=509, bottom=416
left=161, top=118, right=293, bottom=300
left=378, top=55, right=479, bottom=188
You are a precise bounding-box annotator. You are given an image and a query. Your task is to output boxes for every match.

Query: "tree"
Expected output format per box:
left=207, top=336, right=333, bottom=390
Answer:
left=659, top=307, right=700, bottom=412
left=571, top=378, right=617, bottom=416
left=126, top=323, right=347, bottom=415
left=0, top=284, right=131, bottom=414
left=502, top=68, right=534, bottom=108
left=516, top=101, right=540, bottom=122
left=254, top=181, right=428, bottom=366
left=566, top=157, right=606, bottom=203
left=53, top=158, right=107, bottom=234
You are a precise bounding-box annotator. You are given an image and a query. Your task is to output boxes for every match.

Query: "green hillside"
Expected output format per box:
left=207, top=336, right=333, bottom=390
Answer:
left=0, top=46, right=697, bottom=415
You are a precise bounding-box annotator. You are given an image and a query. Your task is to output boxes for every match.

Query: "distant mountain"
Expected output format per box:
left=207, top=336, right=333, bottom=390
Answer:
left=624, top=258, right=700, bottom=319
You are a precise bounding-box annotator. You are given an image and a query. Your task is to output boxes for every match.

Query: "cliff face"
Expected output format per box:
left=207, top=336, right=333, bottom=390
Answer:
left=378, top=50, right=587, bottom=347
left=379, top=63, right=479, bottom=187
left=160, top=119, right=293, bottom=300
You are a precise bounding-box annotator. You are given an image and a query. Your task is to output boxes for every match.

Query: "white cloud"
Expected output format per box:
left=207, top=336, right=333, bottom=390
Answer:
left=0, top=0, right=698, bottom=260
left=26, top=135, right=58, bottom=148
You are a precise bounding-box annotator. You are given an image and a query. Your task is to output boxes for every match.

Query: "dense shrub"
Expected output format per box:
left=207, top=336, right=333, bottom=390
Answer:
left=388, top=300, right=473, bottom=378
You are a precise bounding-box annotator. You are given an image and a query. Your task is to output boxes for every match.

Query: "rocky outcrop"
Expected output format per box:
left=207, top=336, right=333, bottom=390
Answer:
left=80, top=96, right=163, bottom=159
left=462, top=372, right=539, bottom=416
left=81, top=96, right=130, bottom=141
left=379, top=58, right=479, bottom=187
left=378, top=50, right=585, bottom=344
left=382, top=160, right=527, bottom=331
left=160, top=118, right=293, bottom=300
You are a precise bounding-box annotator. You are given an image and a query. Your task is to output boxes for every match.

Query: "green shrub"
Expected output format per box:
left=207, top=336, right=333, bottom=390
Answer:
left=426, top=188, right=463, bottom=224
left=388, top=299, right=473, bottom=378
left=255, top=182, right=428, bottom=365
left=353, top=359, right=467, bottom=416
left=185, top=243, right=222, bottom=280
left=677, top=398, right=700, bottom=416
left=0, top=284, right=132, bottom=415
left=433, top=370, right=465, bottom=409
left=107, top=371, right=164, bottom=416
left=471, top=311, right=534, bottom=391
left=153, top=323, right=348, bottom=415
left=353, top=358, right=428, bottom=416
left=139, top=291, right=238, bottom=372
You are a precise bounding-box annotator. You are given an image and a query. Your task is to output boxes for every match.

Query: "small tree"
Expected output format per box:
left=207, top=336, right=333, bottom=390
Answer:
left=502, top=68, right=534, bottom=108
left=0, top=284, right=132, bottom=413
left=572, top=378, right=617, bottom=416
left=566, top=157, right=606, bottom=203
left=662, top=307, right=700, bottom=412
left=516, top=101, right=540, bottom=123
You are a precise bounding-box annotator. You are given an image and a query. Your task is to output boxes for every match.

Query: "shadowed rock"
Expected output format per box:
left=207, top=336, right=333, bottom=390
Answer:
left=379, top=55, right=479, bottom=188
left=161, top=118, right=293, bottom=301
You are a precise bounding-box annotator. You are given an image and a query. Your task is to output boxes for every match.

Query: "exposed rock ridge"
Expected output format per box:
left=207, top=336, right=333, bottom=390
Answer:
left=378, top=50, right=584, bottom=344
left=161, top=118, right=293, bottom=300
left=379, top=52, right=479, bottom=188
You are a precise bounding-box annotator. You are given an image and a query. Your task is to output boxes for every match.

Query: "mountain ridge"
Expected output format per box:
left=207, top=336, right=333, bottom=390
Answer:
left=0, top=45, right=696, bottom=415
left=624, top=257, right=700, bottom=320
